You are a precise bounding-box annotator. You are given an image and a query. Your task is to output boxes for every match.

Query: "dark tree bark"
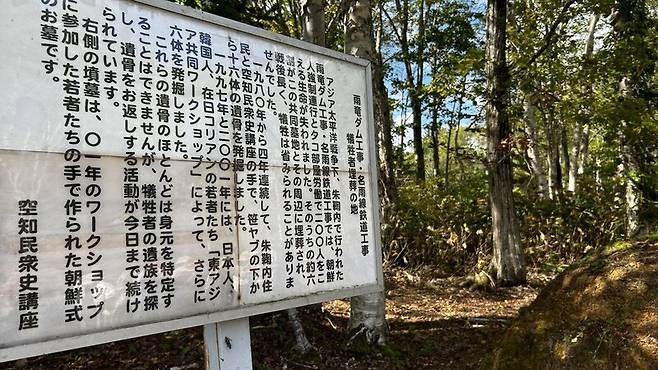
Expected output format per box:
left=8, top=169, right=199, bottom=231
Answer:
left=412, top=0, right=426, bottom=181
left=431, top=94, right=441, bottom=178
left=445, top=122, right=453, bottom=186
left=372, top=2, right=397, bottom=205
left=485, top=0, right=526, bottom=286
left=286, top=308, right=312, bottom=353
left=390, top=0, right=426, bottom=181
left=453, top=81, right=466, bottom=182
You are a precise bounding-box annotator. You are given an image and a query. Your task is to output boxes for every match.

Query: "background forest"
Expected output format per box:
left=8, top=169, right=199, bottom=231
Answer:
left=168, top=0, right=658, bottom=284
left=167, top=0, right=658, bottom=350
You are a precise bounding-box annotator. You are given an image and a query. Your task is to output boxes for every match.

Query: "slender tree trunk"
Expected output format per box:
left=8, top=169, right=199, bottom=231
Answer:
left=613, top=0, right=648, bottom=237
left=445, top=95, right=460, bottom=185
left=523, top=96, right=548, bottom=198
left=578, top=125, right=590, bottom=176
left=398, top=100, right=406, bottom=161
left=285, top=0, right=328, bottom=353
left=286, top=309, right=312, bottom=352
left=568, top=13, right=599, bottom=192
left=374, top=6, right=397, bottom=205
left=560, top=122, right=570, bottom=191
left=569, top=123, right=583, bottom=193
left=445, top=123, right=452, bottom=186
left=301, top=0, right=326, bottom=46
left=454, top=78, right=466, bottom=182
left=412, top=98, right=425, bottom=181
left=287, top=0, right=303, bottom=39
left=412, top=0, right=426, bottom=181
left=454, top=122, right=463, bottom=182
left=485, top=0, right=525, bottom=285
left=619, top=77, right=641, bottom=237
left=345, top=0, right=389, bottom=346
left=543, top=107, right=561, bottom=199
left=431, top=95, right=440, bottom=178
left=394, top=0, right=425, bottom=181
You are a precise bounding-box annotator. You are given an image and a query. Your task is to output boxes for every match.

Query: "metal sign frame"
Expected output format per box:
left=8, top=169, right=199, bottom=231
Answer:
left=0, top=0, right=383, bottom=362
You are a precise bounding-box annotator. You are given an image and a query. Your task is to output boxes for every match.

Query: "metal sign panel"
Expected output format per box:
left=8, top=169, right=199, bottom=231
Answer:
left=0, top=0, right=382, bottom=361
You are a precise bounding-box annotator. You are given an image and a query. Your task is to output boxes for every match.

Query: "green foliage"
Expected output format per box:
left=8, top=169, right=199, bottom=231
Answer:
left=388, top=168, right=628, bottom=273
left=389, top=174, right=491, bottom=274
left=517, top=179, right=625, bottom=269
left=171, top=0, right=269, bottom=25
left=170, top=0, right=658, bottom=274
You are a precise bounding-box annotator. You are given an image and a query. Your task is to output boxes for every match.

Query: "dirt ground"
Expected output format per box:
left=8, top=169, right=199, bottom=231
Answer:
left=489, top=241, right=658, bottom=370
left=6, top=268, right=543, bottom=370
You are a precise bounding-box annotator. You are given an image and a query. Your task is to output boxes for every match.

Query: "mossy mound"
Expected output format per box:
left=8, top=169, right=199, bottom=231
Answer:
left=487, top=241, right=658, bottom=370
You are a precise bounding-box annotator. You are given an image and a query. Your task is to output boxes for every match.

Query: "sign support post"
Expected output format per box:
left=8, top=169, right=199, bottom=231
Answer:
left=204, top=318, right=253, bottom=370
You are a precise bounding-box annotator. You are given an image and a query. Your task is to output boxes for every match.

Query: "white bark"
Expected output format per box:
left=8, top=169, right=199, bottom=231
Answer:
left=345, top=0, right=389, bottom=345
left=560, top=122, right=571, bottom=191
left=283, top=0, right=326, bottom=353
left=568, top=13, right=599, bottom=192
left=524, top=97, right=548, bottom=198
left=286, top=308, right=313, bottom=353
left=348, top=291, right=387, bottom=346
left=619, top=77, right=641, bottom=236
left=543, top=108, right=561, bottom=199
left=578, top=125, right=590, bottom=176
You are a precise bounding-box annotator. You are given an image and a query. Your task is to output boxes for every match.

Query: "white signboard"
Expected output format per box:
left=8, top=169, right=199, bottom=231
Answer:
left=0, top=0, right=382, bottom=361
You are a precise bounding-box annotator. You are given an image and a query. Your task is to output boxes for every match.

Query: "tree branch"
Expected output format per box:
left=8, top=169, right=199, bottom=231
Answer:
left=326, top=0, right=351, bottom=36
left=381, top=4, right=404, bottom=48
left=514, top=0, right=579, bottom=74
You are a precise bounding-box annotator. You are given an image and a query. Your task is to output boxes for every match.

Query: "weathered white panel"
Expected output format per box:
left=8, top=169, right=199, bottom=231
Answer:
left=0, top=0, right=381, bottom=362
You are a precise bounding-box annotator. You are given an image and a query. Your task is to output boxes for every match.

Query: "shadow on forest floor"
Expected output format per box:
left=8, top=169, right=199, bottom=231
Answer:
left=6, top=268, right=542, bottom=370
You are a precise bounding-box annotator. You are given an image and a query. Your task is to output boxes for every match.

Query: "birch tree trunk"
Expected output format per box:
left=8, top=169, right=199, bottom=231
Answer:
left=619, top=77, right=641, bottom=237
left=560, top=122, right=571, bottom=191
left=523, top=96, right=548, bottom=198
left=543, top=107, right=561, bottom=199
left=301, top=0, right=325, bottom=46
left=344, top=0, right=389, bottom=346
left=613, top=0, right=648, bottom=237
left=285, top=0, right=328, bottom=353
left=485, top=0, right=526, bottom=285
left=286, top=308, right=312, bottom=353
left=568, top=13, right=599, bottom=192
left=578, top=125, right=590, bottom=176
